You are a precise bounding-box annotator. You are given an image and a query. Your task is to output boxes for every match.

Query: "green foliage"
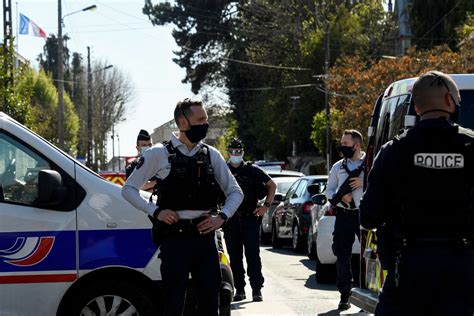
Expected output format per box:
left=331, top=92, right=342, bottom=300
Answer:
left=0, top=39, right=33, bottom=124
left=410, top=0, right=473, bottom=49
left=215, top=118, right=237, bottom=159
left=310, top=109, right=344, bottom=154
left=29, top=70, right=79, bottom=154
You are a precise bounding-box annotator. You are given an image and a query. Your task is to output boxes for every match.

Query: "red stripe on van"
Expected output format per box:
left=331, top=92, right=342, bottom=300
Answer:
left=0, top=273, right=76, bottom=284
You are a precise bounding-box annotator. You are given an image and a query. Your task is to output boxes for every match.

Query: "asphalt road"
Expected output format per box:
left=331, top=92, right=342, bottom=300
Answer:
left=231, top=246, right=372, bottom=316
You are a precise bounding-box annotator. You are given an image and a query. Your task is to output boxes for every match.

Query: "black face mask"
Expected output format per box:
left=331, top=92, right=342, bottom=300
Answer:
left=182, top=123, right=209, bottom=143
left=338, top=145, right=355, bottom=159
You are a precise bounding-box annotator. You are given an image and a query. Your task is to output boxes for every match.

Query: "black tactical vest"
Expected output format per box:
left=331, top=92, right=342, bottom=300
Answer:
left=395, top=120, right=474, bottom=240
left=157, top=142, right=221, bottom=211
left=230, top=163, right=266, bottom=216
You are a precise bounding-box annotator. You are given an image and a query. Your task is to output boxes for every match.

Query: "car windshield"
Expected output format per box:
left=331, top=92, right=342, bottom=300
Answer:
left=277, top=181, right=294, bottom=194
left=458, top=90, right=474, bottom=130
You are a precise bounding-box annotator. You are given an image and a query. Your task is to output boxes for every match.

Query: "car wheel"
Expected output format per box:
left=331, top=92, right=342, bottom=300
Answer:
left=292, top=224, right=305, bottom=253
left=315, top=255, right=336, bottom=284
left=307, top=228, right=316, bottom=260
left=64, top=280, right=157, bottom=316
left=271, top=222, right=282, bottom=249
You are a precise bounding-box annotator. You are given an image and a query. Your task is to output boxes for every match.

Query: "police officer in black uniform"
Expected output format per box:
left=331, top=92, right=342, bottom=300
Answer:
left=125, top=130, right=156, bottom=192
left=223, top=139, right=276, bottom=302
left=122, top=99, right=243, bottom=316
left=360, top=71, right=474, bottom=316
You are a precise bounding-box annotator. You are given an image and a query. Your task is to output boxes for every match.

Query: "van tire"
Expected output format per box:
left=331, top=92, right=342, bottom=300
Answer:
left=65, top=280, right=157, bottom=316
left=315, top=256, right=336, bottom=284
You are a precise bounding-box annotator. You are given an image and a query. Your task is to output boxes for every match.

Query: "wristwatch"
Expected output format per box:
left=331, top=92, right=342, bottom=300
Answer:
left=264, top=201, right=271, bottom=208
left=218, top=212, right=228, bottom=222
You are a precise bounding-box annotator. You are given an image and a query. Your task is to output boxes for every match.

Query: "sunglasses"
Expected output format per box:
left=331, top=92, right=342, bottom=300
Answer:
left=228, top=148, right=243, bottom=155
left=429, top=74, right=459, bottom=106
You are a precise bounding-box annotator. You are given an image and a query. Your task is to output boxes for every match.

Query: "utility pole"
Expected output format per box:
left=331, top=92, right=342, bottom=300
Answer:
left=324, top=20, right=331, bottom=174
left=111, top=124, right=115, bottom=171
left=290, top=96, right=300, bottom=157
left=57, top=0, right=65, bottom=149
left=3, top=0, right=13, bottom=109
left=87, top=46, right=93, bottom=169
left=117, top=134, right=121, bottom=172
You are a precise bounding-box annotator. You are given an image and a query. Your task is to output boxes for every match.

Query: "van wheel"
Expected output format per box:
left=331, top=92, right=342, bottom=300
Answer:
left=271, top=222, right=282, bottom=249
left=67, top=280, right=157, bottom=316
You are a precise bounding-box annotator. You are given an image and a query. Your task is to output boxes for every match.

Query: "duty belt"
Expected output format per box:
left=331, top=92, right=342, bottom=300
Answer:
left=334, top=206, right=359, bottom=215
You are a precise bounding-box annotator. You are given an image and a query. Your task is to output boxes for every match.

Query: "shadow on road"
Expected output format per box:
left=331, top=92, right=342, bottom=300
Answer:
left=230, top=300, right=253, bottom=311
left=300, top=258, right=316, bottom=271
left=304, top=273, right=337, bottom=290
left=317, top=309, right=368, bottom=316
left=263, top=246, right=304, bottom=257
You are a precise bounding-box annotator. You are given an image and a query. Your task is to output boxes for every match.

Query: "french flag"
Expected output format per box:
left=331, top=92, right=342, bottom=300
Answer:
left=19, top=13, right=46, bottom=38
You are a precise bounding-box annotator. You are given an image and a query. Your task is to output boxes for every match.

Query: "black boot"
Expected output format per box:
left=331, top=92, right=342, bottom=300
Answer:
left=338, top=291, right=351, bottom=310
left=252, top=289, right=263, bottom=302
left=233, top=289, right=246, bottom=302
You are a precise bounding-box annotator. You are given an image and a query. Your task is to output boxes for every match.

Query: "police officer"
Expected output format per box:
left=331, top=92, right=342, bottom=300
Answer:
left=325, top=129, right=365, bottom=310
left=223, top=139, right=276, bottom=302
left=122, top=99, right=243, bottom=316
left=360, top=71, right=474, bottom=316
left=125, top=129, right=156, bottom=192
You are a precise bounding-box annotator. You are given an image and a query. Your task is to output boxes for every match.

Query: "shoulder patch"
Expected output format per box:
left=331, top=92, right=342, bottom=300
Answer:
left=136, top=156, right=145, bottom=170
left=414, top=153, right=464, bottom=169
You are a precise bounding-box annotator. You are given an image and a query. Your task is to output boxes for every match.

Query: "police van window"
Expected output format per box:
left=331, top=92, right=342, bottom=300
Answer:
left=375, top=99, right=389, bottom=153
left=389, top=94, right=411, bottom=140
left=0, top=133, right=50, bottom=204
left=294, top=179, right=308, bottom=198
left=458, top=90, right=474, bottom=130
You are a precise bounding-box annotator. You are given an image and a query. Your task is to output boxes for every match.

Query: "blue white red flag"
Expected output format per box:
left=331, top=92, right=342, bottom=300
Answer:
left=19, top=13, right=47, bottom=38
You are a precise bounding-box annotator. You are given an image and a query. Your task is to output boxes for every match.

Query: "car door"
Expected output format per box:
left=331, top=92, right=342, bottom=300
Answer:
left=284, top=179, right=307, bottom=236
left=0, top=131, right=78, bottom=315
left=278, top=179, right=300, bottom=237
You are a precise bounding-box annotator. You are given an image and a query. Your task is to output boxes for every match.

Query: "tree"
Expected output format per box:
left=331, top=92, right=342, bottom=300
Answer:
left=70, top=52, right=88, bottom=158
left=410, top=0, right=473, bottom=50
left=91, top=61, right=134, bottom=170
left=28, top=70, right=79, bottom=153
left=0, top=38, right=33, bottom=124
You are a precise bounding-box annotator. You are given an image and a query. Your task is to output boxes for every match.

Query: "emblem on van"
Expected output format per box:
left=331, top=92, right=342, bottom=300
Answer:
left=0, top=236, right=55, bottom=267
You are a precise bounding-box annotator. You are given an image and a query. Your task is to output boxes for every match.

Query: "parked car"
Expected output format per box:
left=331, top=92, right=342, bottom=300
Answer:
left=309, top=198, right=360, bottom=283
left=261, top=176, right=301, bottom=243
left=271, top=175, right=327, bottom=253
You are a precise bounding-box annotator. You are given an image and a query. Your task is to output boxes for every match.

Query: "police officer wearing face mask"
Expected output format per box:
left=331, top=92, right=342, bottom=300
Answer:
left=224, top=138, right=276, bottom=302
left=125, top=130, right=156, bottom=192
left=360, top=71, right=474, bottom=316
left=122, top=99, right=243, bottom=316
left=325, top=129, right=365, bottom=310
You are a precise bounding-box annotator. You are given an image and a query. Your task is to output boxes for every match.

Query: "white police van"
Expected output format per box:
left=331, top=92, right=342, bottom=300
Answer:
left=0, top=112, right=233, bottom=315
left=350, top=74, right=474, bottom=313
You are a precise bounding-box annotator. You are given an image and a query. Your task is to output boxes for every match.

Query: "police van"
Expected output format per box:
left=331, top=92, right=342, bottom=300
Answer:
left=0, top=112, right=233, bottom=315
left=350, top=74, right=474, bottom=313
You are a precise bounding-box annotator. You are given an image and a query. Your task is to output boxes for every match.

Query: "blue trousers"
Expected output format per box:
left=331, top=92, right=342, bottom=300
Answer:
left=376, top=248, right=474, bottom=316
left=332, top=212, right=360, bottom=294
left=224, top=216, right=264, bottom=291
left=159, top=232, right=221, bottom=316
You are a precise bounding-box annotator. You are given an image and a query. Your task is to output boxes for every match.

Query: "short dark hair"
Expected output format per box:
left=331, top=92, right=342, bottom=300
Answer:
left=343, top=129, right=363, bottom=144
left=174, top=98, right=204, bottom=127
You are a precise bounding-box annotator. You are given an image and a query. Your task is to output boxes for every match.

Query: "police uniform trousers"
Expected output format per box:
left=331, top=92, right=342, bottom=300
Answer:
left=332, top=210, right=360, bottom=294
left=376, top=247, right=474, bottom=316
left=223, top=215, right=264, bottom=292
left=158, top=227, right=221, bottom=316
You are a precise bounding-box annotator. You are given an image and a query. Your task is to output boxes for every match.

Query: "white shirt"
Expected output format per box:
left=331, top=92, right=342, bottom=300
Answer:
left=121, top=132, right=243, bottom=219
left=325, top=152, right=366, bottom=209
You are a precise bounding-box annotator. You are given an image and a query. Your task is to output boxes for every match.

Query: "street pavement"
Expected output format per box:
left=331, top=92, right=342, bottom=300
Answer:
left=231, top=246, right=372, bottom=316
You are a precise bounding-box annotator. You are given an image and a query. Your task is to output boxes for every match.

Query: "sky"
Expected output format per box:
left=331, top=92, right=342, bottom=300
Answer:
left=7, top=0, right=193, bottom=158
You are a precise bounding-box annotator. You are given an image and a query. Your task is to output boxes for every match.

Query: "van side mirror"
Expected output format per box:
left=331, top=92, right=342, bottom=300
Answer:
left=36, top=170, right=66, bottom=206
left=312, top=194, right=327, bottom=206
left=307, top=184, right=321, bottom=195
left=273, top=193, right=284, bottom=202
